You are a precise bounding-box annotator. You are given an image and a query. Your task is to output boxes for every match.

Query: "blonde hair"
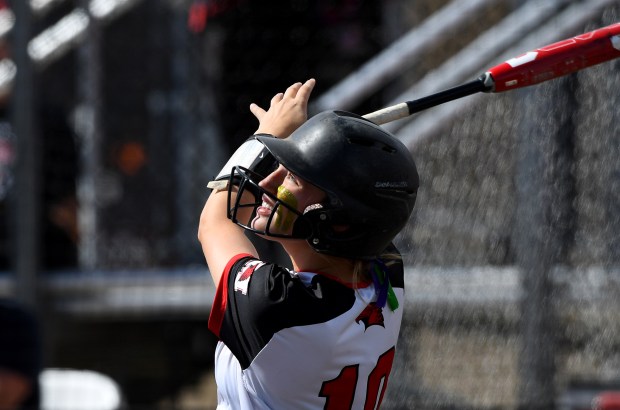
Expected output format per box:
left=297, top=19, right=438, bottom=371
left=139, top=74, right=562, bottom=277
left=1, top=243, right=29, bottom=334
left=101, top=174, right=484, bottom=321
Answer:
left=351, top=251, right=402, bottom=289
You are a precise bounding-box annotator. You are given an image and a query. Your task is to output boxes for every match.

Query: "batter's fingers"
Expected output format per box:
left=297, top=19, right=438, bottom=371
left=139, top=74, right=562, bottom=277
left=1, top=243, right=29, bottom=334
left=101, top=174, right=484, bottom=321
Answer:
left=294, top=78, right=316, bottom=103
left=270, top=93, right=284, bottom=106
left=283, top=82, right=303, bottom=98
left=249, top=103, right=266, bottom=120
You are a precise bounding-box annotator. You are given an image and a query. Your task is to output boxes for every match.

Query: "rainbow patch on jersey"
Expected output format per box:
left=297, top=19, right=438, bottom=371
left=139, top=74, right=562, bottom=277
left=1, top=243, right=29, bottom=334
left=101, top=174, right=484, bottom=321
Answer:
left=234, top=260, right=266, bottom=295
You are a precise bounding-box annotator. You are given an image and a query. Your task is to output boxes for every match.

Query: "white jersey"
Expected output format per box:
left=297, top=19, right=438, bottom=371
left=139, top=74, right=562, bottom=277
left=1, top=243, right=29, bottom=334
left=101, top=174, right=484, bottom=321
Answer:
left=208, top=250, right=405, bottom=410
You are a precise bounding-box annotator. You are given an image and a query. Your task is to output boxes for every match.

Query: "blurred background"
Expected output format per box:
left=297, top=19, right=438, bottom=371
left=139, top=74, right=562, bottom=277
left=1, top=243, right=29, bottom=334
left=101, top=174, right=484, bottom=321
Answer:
left=0, top=0, right=619, bottom=409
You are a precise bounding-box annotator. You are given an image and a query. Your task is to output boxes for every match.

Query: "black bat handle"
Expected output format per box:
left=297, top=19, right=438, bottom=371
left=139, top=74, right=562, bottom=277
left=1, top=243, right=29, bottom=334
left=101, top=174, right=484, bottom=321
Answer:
left=363, top=74, right=493, bottom=125
left=406, top=75, right=492, bottom=115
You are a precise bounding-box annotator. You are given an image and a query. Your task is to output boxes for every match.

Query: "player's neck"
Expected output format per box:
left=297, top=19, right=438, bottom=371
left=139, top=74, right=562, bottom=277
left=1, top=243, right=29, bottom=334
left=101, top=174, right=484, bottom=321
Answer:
left=282, top=240, right=356, bottom=282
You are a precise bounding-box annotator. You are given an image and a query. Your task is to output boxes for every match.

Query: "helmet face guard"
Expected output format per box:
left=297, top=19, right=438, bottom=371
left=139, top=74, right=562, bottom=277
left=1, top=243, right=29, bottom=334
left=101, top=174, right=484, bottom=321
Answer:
left=227, top=165, right=314, bottom=240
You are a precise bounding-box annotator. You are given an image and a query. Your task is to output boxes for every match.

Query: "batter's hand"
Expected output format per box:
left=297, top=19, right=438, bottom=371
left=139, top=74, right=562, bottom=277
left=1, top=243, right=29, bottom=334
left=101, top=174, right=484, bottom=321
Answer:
left=250, top=78, right=316, bottom=138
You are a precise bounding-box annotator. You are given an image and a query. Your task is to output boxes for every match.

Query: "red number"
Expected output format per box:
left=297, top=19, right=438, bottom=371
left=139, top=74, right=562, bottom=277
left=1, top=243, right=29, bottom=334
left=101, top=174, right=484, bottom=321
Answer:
left=364, top=347, right=395, bottom=410
left=319, top=365, right=358, bottom=410
left=319, top=347, right=396, bottom=410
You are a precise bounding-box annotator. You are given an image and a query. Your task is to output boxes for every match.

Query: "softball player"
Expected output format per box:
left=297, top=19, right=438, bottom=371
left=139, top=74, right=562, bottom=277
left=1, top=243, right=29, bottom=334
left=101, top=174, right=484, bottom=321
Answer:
left=199, top=79, right=418, bottom=409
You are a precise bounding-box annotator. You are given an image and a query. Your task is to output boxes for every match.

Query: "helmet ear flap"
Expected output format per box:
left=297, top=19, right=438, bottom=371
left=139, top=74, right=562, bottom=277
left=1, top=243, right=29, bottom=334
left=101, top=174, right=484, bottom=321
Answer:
left=300, top=207, right=366, bottom=257
left=290, top=215, right=313, bottom=239
left=290, top=203, right=325, bottom=241
left=302, top=206, right=397, bottom=259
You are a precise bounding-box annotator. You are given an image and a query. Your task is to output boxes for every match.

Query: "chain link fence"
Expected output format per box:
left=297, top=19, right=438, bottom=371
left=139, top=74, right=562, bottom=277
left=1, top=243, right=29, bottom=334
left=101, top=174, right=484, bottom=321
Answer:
left=386, top=6, right=620, bottom=409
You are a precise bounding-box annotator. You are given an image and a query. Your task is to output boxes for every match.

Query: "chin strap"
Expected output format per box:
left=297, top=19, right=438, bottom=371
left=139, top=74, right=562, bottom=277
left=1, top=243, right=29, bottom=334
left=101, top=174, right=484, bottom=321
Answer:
left=371, top=259, right=399, bottom=311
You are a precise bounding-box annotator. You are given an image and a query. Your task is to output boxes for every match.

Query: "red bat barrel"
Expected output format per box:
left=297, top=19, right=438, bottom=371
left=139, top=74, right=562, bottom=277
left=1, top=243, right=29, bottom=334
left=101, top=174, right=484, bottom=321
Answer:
left=487, top=22, right=620, bottom=92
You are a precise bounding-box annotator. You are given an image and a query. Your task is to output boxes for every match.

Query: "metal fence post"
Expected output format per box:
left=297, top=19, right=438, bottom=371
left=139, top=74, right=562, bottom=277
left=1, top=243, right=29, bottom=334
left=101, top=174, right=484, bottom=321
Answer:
left=76, top=2, right=103, bottom=270
left=514, top=75, right=577, bottom=408
left=11, top=0, right=39, bottom=307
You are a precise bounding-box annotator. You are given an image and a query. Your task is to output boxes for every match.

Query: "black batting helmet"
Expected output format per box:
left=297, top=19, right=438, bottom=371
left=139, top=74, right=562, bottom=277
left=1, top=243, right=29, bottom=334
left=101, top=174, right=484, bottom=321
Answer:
left=231, top=110, right=419, bottom=259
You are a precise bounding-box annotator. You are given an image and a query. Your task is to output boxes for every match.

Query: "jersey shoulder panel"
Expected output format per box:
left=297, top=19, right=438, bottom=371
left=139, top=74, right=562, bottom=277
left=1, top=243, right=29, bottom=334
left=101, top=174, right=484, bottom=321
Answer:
left=218, top=258, right=357, bottom=369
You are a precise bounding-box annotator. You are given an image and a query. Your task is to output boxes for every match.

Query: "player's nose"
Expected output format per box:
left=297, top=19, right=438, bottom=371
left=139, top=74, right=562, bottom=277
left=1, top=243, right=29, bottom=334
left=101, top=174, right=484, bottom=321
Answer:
left=259, top=165, right=287, bottom=192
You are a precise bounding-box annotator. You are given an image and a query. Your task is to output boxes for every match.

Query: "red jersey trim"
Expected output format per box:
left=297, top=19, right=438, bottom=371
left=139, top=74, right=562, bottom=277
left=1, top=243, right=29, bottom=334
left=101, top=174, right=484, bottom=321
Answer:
left=208, top=253, right=255, bottom=338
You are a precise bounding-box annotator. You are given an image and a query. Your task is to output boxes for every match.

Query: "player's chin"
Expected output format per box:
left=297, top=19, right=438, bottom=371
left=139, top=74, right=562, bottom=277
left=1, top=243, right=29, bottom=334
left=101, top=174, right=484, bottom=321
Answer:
left=251, top=214, right=266, bottom=232
left=251, top=215, right=275, bottom=235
